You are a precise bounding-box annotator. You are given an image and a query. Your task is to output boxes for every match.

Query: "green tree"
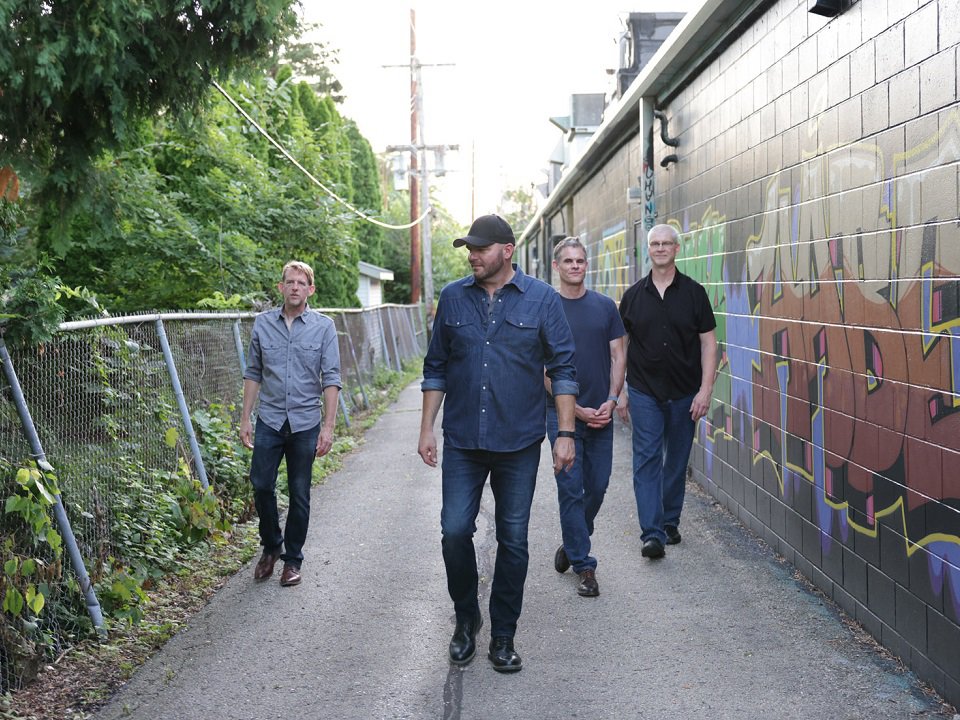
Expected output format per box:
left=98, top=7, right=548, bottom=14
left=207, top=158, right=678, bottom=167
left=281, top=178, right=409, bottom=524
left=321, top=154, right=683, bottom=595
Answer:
left=0, top=0, right=300, bottom=202
left=345, top=121, right=385, bottom=267
left=36, top=73, right=367, bottom=311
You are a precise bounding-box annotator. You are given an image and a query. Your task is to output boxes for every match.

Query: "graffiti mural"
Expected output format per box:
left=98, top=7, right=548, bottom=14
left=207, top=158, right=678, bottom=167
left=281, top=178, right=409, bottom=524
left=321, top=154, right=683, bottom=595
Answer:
left=685, top=110, right=960, bottom=622
left=585, top=223, right=631, bottom=303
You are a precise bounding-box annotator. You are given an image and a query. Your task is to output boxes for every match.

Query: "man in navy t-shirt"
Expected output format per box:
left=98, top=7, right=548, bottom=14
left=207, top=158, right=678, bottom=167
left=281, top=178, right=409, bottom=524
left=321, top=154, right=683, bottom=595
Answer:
left=546, top=237, right=625, bottom=597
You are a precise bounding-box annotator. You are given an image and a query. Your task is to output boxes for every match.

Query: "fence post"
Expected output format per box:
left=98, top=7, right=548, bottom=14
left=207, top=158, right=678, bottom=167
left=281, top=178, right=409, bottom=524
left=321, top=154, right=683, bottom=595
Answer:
left=385, top=307, right=402, bottom=372
left=376, top=308, right=393, bottom=371
left=0, top=339, right=106, bottom=635
left=340, top=312, right=369, bottom=410
left=232, top=318, right=246, bottom=372
left=404, top=307, right=419, bottom=356
left=155, top=319, right=209, bottom=489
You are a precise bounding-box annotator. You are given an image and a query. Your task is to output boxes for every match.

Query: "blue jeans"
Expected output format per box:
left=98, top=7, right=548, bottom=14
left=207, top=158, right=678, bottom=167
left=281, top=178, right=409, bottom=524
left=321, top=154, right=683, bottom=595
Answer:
left=440, top=442, right=541, bottom=638
left=250, top=418, right=320, bottom=568
left=628, top=386, right=696, bottom=544
left=546, top=408, right=614, bottom=572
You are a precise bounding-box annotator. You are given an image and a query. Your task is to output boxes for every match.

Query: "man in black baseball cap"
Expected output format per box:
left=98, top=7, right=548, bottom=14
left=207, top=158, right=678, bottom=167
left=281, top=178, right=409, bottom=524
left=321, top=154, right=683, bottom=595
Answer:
left=452, top=214, right=516, bottom=247
left=419, top=212, right=578, bottom=673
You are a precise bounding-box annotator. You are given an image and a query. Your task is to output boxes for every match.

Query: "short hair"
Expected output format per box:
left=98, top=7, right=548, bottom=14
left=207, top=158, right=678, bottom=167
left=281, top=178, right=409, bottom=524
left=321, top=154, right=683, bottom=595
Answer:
left=647, top=224, right=679, bottom=245
left=552, top=236, right=586, bottom=262
left=282, top=260, right=315, bottom=286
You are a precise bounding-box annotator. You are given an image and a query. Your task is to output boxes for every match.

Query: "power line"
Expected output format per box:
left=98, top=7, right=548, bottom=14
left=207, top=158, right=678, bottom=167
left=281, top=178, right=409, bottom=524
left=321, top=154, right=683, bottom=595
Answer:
left=209, top=76, right=430, bottom=231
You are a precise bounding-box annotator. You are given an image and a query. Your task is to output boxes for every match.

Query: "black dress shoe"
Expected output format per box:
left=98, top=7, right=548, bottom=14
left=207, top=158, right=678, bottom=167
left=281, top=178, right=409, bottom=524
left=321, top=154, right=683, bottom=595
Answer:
left=554, top=544, right=570, bottom=574
left=488, top=636, right=522, bottom=673
left=576, top=569, right=599, bottom=597
left=641, top=538, right=665, bottom=559
left=449, top=613, right=483, bottom=665
left=665, top=525, right=682, bottom=545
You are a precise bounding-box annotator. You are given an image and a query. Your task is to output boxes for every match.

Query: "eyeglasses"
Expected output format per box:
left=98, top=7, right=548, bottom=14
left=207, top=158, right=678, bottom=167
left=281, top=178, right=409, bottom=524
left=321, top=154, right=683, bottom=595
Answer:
left=648, top=241, right=677, bottom=249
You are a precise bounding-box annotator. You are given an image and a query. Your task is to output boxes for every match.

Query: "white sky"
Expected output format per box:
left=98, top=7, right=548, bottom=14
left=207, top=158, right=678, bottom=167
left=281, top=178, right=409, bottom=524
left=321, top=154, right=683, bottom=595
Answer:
left=301, top=1, right=698, bottom=225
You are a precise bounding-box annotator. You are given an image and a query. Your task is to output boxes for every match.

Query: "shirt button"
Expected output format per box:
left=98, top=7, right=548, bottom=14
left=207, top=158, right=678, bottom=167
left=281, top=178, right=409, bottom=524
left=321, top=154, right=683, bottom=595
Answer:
left=486, top=341, right=490, bottom=345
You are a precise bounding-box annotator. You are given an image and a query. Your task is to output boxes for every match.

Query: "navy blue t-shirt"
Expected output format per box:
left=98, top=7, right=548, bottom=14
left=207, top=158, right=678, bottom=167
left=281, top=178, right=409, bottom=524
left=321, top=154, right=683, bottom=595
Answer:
left=547, top=290, right=625, bottom=410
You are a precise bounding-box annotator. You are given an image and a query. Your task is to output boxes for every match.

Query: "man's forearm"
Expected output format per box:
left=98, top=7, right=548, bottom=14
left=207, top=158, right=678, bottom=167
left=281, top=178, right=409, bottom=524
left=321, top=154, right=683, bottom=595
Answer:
left=554, top=394, right=576, bottom=431
left=322, top=385, right=340, bottom=431
left=421, top=390, right=444, bottom=432
left=241, top=378, right=260, bottom=422
left=700, top=331, right=718, bottom=393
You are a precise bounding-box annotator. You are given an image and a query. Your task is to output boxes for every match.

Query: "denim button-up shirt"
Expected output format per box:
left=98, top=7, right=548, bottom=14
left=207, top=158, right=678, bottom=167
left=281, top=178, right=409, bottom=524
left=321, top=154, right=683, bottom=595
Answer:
left=422, top=264, right=578, bottom=452
left=244, top=307, right=342, bottom=433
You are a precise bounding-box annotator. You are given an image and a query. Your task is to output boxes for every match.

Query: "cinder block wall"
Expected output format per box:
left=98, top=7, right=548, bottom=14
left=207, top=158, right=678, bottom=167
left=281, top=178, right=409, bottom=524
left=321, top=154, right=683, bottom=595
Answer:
left=655, top=0, right=960, bottom=704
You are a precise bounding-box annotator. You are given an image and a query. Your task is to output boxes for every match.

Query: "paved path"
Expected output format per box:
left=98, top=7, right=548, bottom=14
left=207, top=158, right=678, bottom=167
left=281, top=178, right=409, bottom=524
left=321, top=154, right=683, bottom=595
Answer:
left=93, top=382, right=951, bottom=720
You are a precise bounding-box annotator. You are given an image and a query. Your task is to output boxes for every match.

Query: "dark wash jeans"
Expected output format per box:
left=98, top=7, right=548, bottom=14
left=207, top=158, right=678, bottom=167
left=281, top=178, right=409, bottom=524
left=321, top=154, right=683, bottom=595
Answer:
left=440, top=441, right=541, bottom=639
left=627, top=386, right=696, bottom=544
left=546, top=407, right=614, bottom=573
left=250, top=418, right=321, bottom=568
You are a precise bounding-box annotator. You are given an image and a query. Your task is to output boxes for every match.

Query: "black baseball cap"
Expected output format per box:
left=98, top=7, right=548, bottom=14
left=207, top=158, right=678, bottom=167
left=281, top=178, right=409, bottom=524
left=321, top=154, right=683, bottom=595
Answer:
left=453, top=214, right=516, bottom=247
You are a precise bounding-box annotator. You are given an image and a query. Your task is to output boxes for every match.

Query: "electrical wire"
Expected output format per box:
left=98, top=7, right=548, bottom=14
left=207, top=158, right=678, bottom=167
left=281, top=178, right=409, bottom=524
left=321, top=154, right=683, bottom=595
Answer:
left=209, top=77, right=429, bottom=231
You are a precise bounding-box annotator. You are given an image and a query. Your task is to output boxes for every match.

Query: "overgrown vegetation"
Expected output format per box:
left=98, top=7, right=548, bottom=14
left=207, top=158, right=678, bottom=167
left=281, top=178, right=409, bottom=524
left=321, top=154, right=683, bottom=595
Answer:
left=1, top=359, right=420, bottom=720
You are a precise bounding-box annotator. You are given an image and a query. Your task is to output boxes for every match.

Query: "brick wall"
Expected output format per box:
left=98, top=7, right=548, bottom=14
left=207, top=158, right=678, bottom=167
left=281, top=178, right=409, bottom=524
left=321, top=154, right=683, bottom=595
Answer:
left=535, top=0, right=960, bottom=705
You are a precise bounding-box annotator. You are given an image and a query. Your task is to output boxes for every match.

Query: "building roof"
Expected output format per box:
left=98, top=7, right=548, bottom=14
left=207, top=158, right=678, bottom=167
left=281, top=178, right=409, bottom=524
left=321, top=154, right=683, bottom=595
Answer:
left=358, top=261, right=395, bottom=281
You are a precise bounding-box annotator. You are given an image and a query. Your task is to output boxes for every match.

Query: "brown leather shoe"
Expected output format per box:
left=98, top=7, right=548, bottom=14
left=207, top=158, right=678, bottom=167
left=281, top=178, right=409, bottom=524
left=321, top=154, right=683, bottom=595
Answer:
left=253, top=551, right=281, bottom=581
left=279, top=564, right=301, bottom=587
left=576, top=568, right=599, bottom=597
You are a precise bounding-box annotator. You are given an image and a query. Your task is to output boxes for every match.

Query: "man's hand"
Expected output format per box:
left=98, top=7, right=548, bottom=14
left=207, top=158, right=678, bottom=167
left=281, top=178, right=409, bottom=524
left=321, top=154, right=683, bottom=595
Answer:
left=418, top=429, right=439, bottom=467
left=552, top=436, right=575, bottom=474
left=239, top=418, right=254, bottom=449
left=616, top=392, right=630, bottom=424
left=316, top=426, right=334, bottom=457
left=579, top=402, right=615, bottom=429
left=690, top=387, right=712, bottom=422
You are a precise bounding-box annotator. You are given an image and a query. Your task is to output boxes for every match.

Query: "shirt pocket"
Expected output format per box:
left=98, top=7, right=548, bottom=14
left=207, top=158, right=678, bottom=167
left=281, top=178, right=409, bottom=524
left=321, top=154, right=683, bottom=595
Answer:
left=444, top=314, right=477, bottom=359
left=262, top=343, right=286, bottom=366
left=504, top=312, right=541, bottom=354
left=293, top=342, right=323, bottom=374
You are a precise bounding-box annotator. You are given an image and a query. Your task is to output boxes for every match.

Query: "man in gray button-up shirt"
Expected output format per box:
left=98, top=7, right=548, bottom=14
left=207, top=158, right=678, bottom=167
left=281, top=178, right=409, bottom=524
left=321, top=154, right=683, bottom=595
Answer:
left=240, top=260, right=341, bottom=587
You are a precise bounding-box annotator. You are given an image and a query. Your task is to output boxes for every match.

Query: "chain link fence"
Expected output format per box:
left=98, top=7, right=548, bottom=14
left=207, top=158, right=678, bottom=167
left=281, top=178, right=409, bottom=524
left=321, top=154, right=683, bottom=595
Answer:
left=0, top=305, right=426, bottom=695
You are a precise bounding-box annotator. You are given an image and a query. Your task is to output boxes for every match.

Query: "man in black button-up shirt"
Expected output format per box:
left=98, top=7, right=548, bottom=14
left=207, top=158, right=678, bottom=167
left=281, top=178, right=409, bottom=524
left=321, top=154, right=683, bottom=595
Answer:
left=618, top=224, right=717, bottom=560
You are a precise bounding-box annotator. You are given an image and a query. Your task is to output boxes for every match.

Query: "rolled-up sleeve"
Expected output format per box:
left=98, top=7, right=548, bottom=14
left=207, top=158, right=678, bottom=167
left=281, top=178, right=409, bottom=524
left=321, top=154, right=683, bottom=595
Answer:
left=243, top=321, right=264, bottom=382
left=421, top=295, right=448, bottom=393
left=319, top=321, right=342, bottom=390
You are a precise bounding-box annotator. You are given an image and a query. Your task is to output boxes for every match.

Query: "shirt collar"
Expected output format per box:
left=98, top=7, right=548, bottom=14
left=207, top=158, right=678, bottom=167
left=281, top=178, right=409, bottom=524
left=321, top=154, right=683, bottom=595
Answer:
left=271, top=304, right=313, bottom=325
left=641, top=269, right=683, bottom=294
left=464, top=263, right=528, bottom=293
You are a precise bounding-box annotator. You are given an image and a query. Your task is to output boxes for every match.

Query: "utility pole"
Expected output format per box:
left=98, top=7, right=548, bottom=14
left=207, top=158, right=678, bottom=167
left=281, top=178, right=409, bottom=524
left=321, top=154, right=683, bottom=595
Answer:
left=385, top=7, right=455, bottom=313
left=408, top=8, right=420, bottom=305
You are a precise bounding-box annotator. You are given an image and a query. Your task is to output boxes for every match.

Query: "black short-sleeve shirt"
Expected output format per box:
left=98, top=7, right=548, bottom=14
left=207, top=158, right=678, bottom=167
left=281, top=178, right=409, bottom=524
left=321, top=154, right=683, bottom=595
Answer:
left=619, top=270, right=716, bottom=402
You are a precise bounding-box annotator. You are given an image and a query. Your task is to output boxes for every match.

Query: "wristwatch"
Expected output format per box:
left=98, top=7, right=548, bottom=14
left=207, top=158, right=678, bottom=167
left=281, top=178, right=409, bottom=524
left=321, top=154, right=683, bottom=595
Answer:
left=607, top=395, right=619, bottom=405
left=556, top=430, right=576, bottom=439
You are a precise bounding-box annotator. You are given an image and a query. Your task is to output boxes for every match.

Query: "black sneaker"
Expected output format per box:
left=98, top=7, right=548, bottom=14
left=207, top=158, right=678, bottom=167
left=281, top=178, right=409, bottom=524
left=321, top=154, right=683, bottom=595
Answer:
left=641, top=538, right=665, bottom=559
left=665, top=526, right=682, bottom=545
left=554, top=544, right=570, bottom=574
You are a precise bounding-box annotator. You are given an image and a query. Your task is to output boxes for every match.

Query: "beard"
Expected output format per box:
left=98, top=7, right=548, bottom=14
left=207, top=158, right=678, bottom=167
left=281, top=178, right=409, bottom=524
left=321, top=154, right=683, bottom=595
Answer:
left=471, top=249, right=507, bottom=282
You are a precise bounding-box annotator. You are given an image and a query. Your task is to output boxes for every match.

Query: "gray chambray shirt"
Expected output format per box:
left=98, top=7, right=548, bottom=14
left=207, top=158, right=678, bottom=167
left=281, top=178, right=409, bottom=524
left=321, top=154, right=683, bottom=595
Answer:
left=243, top=307, right=342, bottom=433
